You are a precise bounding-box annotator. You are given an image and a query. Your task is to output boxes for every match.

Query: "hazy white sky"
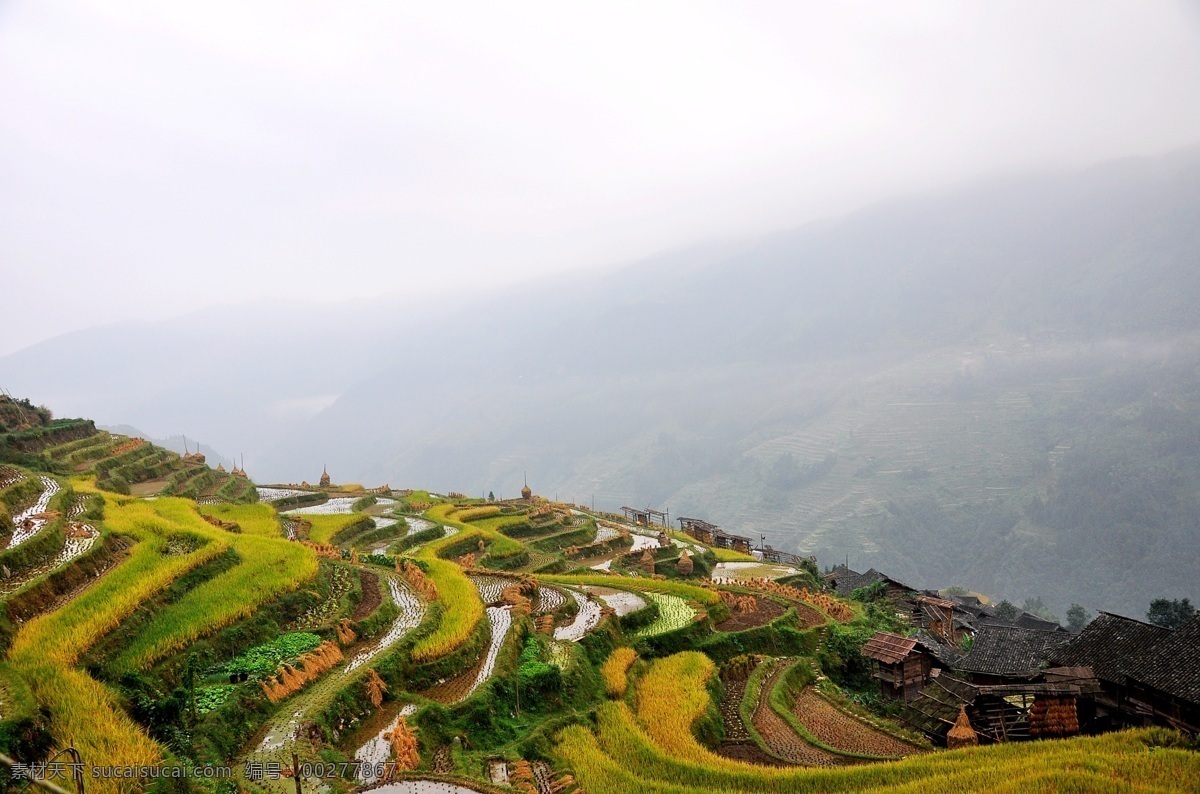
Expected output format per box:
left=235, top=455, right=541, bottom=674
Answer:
left=3, top=1, right=1199, bottom=354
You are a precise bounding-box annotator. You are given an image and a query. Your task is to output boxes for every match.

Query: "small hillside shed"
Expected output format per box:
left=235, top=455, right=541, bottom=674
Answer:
left=861, top=631, right=935, bottom=701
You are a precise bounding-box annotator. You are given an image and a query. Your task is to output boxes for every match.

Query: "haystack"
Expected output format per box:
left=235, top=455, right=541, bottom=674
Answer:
left=947, top=706, right=978, bottom=749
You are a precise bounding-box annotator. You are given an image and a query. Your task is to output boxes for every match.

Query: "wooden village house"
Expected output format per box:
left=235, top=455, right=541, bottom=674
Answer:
left=677, top=517, right=754, bottom=553
left=861, top=632, right=938, bottom=701
left=1051, top=611, right=1200, bottom=734
left=956, top=625, right=1071, bottom=686
left=901, top=668, right=1100, bottom=746
left=825, top=565, right=919, bottom=603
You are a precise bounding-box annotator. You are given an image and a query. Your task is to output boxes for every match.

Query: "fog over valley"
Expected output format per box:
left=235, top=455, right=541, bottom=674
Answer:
left=3, top=1, right=1200, bottom=636
left=4, top=4, right=1200, bottom=789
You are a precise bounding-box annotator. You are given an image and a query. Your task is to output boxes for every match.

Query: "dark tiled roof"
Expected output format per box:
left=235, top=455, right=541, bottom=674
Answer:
left=975, top=609, right=1067, bottom=633
left=829, top=567, right=918, bottom=597
left=958, top=625, right=1070, bottom=678
left=861, top=632, right=918, bottom=665
left=1050, top=612, right=1172, bottom=686
left=1013, top=612, right=1068, bottom=632
left=1123, top=614, right=1200, bottom=706
left=913, top=631, right=964, bottom=667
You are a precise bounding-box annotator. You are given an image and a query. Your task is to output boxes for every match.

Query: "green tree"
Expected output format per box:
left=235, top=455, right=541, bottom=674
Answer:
left=1066, top=603, right=1091, bottom=633
left=1147, top=597, right=1196, bottom=630
left=994, top=599, right=1018, bottom=620
left=1021, top=596, right=1060, bottom=625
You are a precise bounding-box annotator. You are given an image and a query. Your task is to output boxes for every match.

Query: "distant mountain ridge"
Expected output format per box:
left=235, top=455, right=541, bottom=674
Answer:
left=3, top=146, right=1199, bottom=617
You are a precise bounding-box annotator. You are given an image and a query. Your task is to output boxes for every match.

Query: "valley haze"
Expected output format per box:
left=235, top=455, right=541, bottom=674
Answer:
left=4, top=147, right=1200, bottom=623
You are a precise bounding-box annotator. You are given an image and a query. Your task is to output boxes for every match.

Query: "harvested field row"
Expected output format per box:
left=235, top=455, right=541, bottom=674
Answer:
left=719, top=664, right=755, bottom=741
left=791, top=687, right=923, bottom=758
left=293, top=564, right=355, bottom=629
left=353, top=570, right=383, bottom=620
left=714, top=594, right=786, bottom=632
left=752, top=663, right=845, bottom=767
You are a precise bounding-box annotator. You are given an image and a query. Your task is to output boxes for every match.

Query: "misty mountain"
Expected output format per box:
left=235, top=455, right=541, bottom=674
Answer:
left=3, top=148, right=1198, bottom=617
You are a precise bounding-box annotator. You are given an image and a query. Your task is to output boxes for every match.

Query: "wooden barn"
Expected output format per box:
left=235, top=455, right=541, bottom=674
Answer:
left=677, top=517, right=753, bottom=553
left=678, top=517, right=718, bottom=544
left=902, top=669, right=1100, bottom=745
left=760, top=544, right=810, bottom=566
left=825, top=565, right=918, bottom=602
left=917, top=595, right=966, bottom=645
left=622, top=506, right=667, bottom=527
left=861, top=632, right=937, bottom=701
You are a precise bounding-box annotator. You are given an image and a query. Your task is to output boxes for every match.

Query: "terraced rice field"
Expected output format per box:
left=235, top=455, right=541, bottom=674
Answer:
left=714, top=595, right=786, bottom=632
left=398, top=525, right=459, bottom=557
left=752, top=663, right=844, bottom=767
left=554, top=589, right=602, bottom=641
left=594, top=523, right=620, bottom=543
left=628, top=532, right=660, bottom=553
left=533, top=585, right=566, bottom=614
left=719, top=671, right=754, bottom=742
left=631, top=592, right=695, bottom=638
left=422, top=606, right=513, bottom=704
left=712, top=561, right=800, bottom=581
left=9, top=476, right=61, bottom=547
left=249, top=576, right=427, bottom=793
left=405, top=517, right=435, bottom=535
left=714, top=661, right=791, bottom=767
left=468, top=606, right=512, bottom=696
left=284, top=497, right=361, bottom=515
left=792, top=601, right=831, bottom=628
left=790, top=688, right=922, bottom=758
left=293, top=565, right=354, bottom=629
left=468, top=574, right=512, bottom=604
left=255, top=487, right=309, bottom=502
left=345, top=579, right=426, bottom=673
left=354, top=702, right=418, bottom=783
left=0, top=465, right=23, bottom=488
left=584, top=586, right=646, bottom=616
left=0, top=522, right=99, bottom=598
